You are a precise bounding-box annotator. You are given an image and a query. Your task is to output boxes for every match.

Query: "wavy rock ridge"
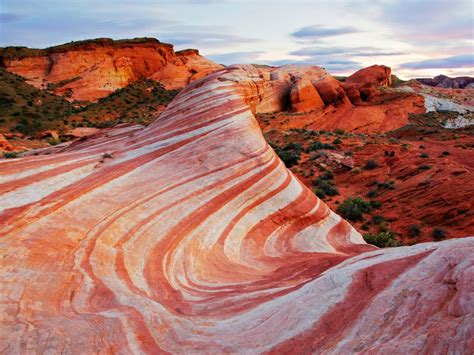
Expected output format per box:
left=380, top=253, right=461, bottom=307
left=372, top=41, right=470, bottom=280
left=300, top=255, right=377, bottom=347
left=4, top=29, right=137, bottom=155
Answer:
left=0, top=65, right=473, bottom=353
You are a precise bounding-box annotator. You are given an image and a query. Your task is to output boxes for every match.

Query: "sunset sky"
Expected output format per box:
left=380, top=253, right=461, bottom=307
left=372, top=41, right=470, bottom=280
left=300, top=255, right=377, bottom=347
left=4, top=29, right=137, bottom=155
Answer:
left=1, top=0, right=473, bottom=79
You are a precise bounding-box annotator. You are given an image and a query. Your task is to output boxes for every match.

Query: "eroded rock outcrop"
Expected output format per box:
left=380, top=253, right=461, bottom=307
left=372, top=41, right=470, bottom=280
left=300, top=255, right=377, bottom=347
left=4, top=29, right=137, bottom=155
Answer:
left=0, top=65, right=472, bottom=353
left=344, top=64, right=392, bottom=103
left=290, top=77, right=325, bottom=112
left=0, top=133, right=13, bottom=151
left=0, top=38, right=223, bottom=101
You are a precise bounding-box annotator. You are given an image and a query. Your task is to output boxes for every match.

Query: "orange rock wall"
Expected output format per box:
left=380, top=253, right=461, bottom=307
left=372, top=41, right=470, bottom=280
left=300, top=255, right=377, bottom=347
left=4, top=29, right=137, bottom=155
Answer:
left=3, top=41, right=223, bottom=101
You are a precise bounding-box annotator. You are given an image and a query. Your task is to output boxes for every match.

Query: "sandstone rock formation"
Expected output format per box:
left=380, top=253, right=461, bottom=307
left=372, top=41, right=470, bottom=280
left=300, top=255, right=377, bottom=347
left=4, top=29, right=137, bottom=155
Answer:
left=0, top=133, right=13, bottom=151
left=252, top=64, right=424, bottom=133
left=0, top=38, right=223, bottom=101
left=290, top=77, right=325, bottom=112
left=343, top=64, right=392, bottom=103
left=0, top=65, right=472, bottom=353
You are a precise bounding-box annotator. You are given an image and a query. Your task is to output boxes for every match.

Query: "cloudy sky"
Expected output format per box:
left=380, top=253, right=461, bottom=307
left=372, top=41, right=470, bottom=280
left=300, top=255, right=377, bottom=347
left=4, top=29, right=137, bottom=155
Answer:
left=0, top=0, right=472, bottom=79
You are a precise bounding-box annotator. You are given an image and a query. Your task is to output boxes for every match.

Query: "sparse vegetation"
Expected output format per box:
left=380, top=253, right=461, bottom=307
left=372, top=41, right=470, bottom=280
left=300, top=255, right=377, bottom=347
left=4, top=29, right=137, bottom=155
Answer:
left=363, top=231, right=402, bottom=247
left=0, top=69, right=179, bottom=136
left=366, top=190, right=378, bottom=198
left=408, top=224, right=421, bottom=238
left=364, top=159, right=379, bottom=170
left=272, top=142, right=302, bottom=168
left=432, top=228, right=447, bottom=241
left=313, top=171, right=339, bottom=199
left=3, top=151, right=18, bottom=159
left=336, top=197, right=373, bottom=221
left=307, top=141, right=335, bottom=152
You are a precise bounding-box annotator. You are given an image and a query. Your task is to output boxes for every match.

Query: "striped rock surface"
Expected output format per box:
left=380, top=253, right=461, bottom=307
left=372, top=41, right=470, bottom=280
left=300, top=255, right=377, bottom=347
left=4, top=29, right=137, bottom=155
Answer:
left=0, top=65, right=473, bottom=354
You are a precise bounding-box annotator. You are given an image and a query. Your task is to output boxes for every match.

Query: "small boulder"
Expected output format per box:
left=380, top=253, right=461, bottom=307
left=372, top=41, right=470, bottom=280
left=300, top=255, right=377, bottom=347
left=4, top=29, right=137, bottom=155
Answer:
left=0, top=134, right=13, bottom=152
left=37, top=130, right=59, bottom=141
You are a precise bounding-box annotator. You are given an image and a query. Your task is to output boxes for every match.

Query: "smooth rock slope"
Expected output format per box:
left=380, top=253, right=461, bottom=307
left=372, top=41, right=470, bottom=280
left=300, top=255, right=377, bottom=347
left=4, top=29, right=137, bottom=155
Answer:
left=0, top=65, right=473, bottom=353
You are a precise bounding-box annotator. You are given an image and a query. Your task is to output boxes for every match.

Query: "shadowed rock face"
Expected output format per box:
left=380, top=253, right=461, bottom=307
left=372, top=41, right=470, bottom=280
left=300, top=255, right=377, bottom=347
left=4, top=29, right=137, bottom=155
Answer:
left=0, top=65, right=472, bottom=353
left=0, top=38, right=223, bottom=101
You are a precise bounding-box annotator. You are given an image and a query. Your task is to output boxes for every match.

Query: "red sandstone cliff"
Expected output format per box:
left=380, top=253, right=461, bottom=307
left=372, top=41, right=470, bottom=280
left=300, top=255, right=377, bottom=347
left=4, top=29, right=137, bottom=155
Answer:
left=0, top=38, right=223, bottom=101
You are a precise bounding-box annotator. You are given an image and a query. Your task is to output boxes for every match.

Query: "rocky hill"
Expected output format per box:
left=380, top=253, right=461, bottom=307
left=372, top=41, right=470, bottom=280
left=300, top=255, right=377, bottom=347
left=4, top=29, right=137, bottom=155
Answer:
left=0, top=65, right=472, bottom=353
left=0, top=67, right=179, bottom=150
left=417, top=74, right=474, bottom=89
left=0, top=38, right=223, bottom=101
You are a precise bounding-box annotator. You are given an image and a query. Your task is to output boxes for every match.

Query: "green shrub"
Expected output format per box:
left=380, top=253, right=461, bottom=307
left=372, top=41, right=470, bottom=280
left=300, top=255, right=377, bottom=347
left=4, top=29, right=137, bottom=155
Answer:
left=333, top=138, right=342, bottom=145
left=420, top=153, right=429, bottom=158
left=408, top=224, right=421, bottom=238
left=363, top=231, right=402, bottom=248
left=364, top=159, right=379, bottom=170
left=337, top=197, right=373, bottom=221
left=432, top=228, right=447, bottom=241
left=275, top=148, right=300, bottom=168
left=369, top=200, right=382, bottom=209
left=366, top=190, right=378, bottom=198
left=318, top=171, right=333, bottom=180
left=313, top=171, right=339, bottom=198
left=307, top=141, right=335, bottom=152
left=315, top=180, right=339, bottom=197
left=377, top=181, right=395, bottom=190
left=334, top=128, right=345, bottom=135
left=371, top=215, right=386, bottom=225
left=3, top=151, right=18, bottom=159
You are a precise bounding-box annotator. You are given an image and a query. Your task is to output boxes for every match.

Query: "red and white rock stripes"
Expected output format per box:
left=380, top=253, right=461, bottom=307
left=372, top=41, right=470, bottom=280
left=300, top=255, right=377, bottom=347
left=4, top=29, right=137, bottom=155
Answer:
left=0, top=65, right=472, bottom=353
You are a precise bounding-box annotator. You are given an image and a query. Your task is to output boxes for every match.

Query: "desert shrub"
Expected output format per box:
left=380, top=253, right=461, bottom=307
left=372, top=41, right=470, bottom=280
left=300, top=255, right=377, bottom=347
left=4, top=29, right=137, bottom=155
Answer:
left=441, top=151, right=450, bottom=156
left=3, top=151, right=18, bottom=159
left=336, top=197, right=373, bottom=221
left=333, top=138, right=342, bottom=145
left=316, top=180, right=339, bottom=197
left=364, top=159, right=379, bottom=170
left=432, top=228, right=447, bottom=241
left=307, top=141, right=335, bottom=152
left=371, top=215, right=386, bottom=225
left=334, top=128, right=345, bottom=135
left=377, top=181, right=395, bottom=190
left=363, top=231, right=402, bottom=248
left=370, top=200, right=382, bottom=209
left=408, top=224, right=421, bottom=238
left=313, top=171, right=339, bottom=198
left=366, top=190, right=378, bottom=198
left=319, top=171, right=334, bottom=180
left=420, top=153, right=429, bottom=158
left=275, top=148, right=300, bottom=168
